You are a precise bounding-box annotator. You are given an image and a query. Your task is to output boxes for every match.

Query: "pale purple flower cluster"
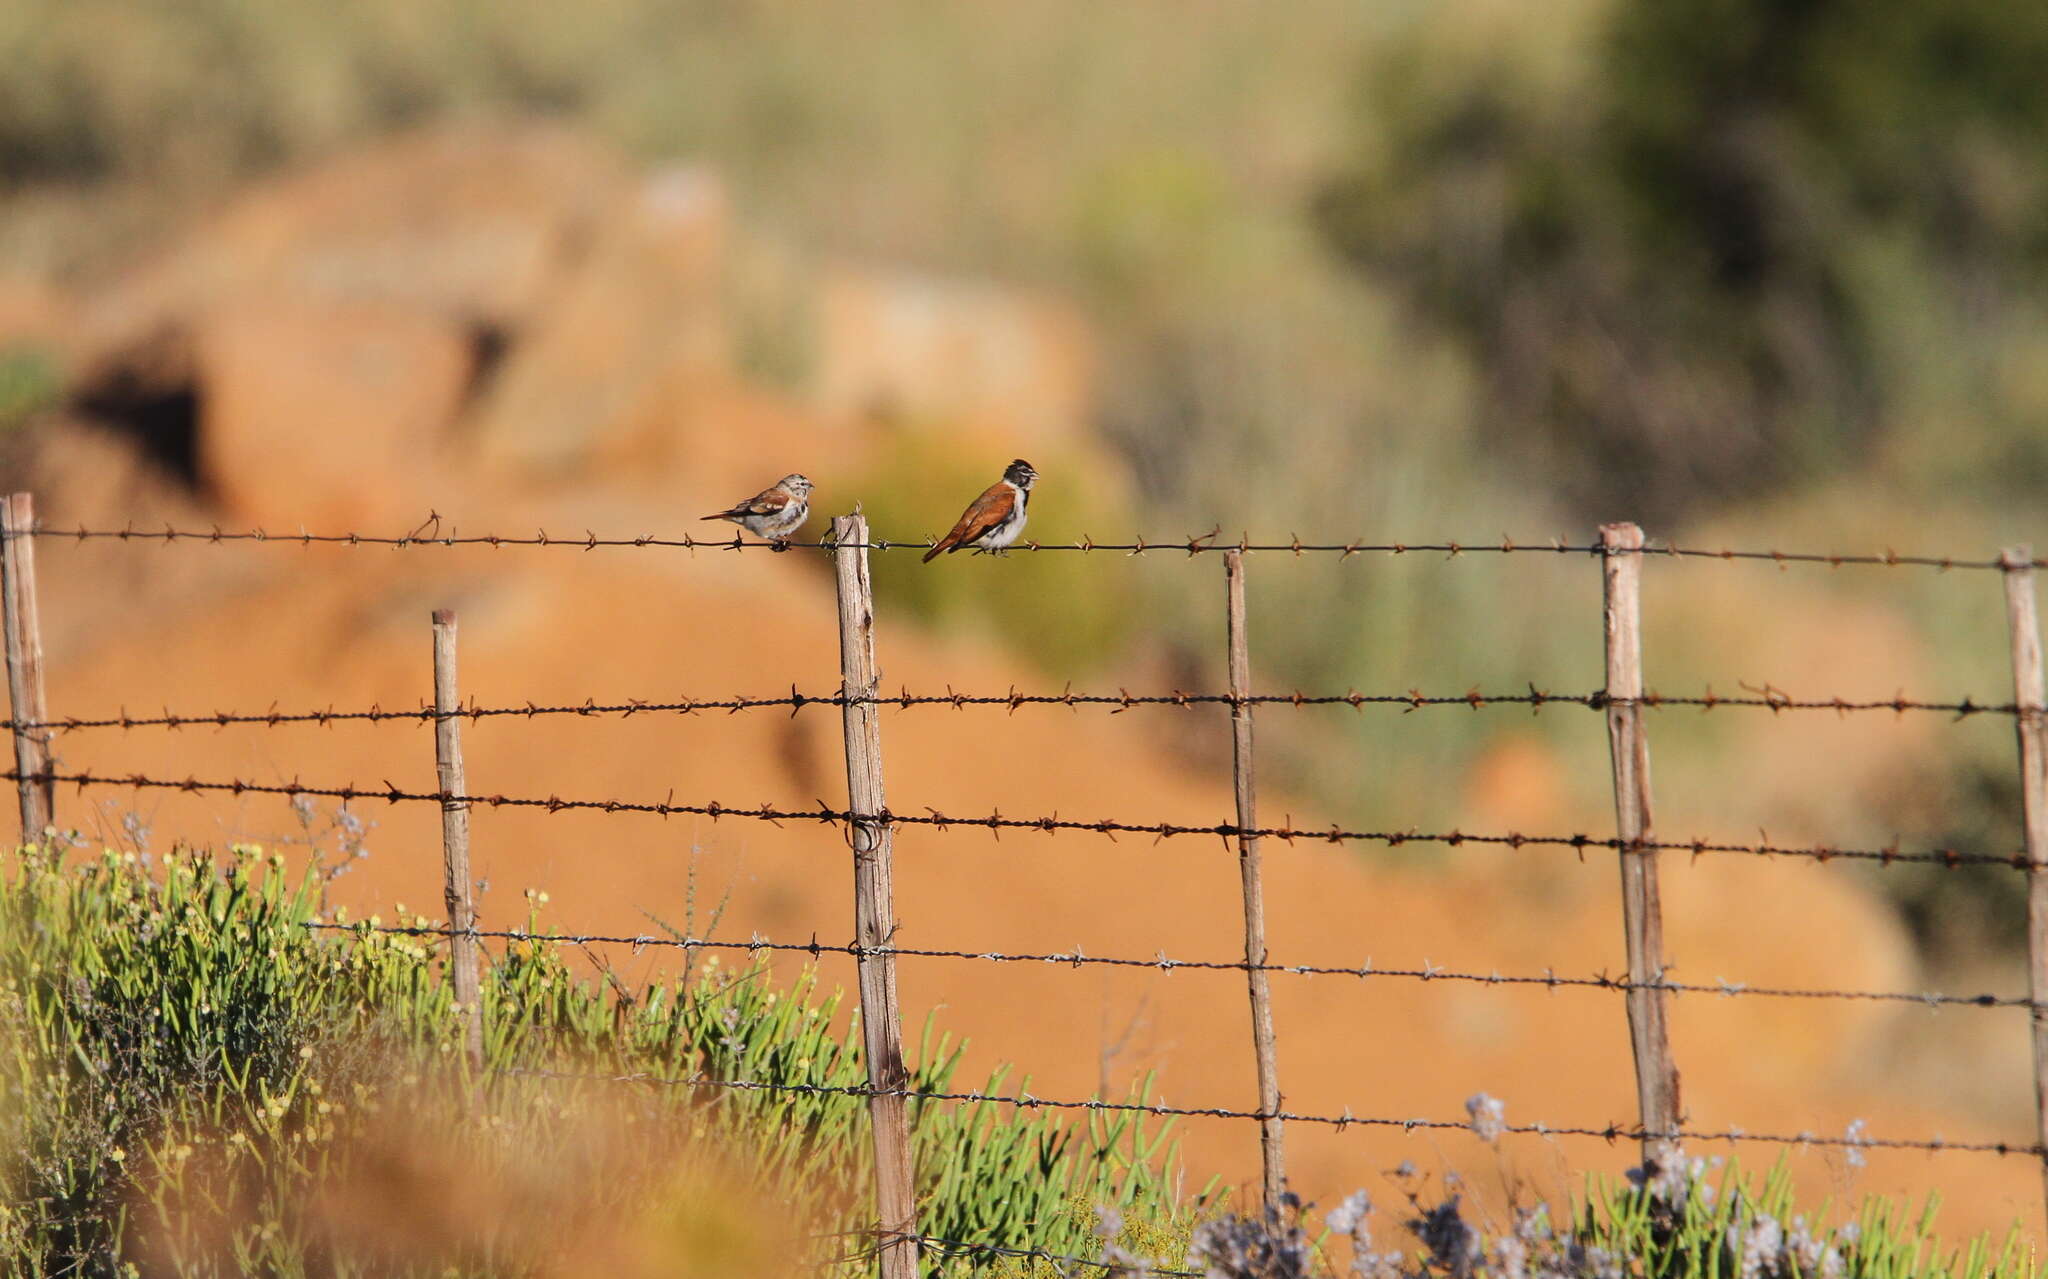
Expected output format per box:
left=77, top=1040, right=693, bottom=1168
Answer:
left=1195, top=1181, right=1623, bottom=1279
left=1326, top=1191, right=1405, bottom=1279
left=1178, top=1146, right=1859, bottom=1279
left=1411, top=1197, right=1482, bottom=1277
left=1609, top=1143, right=1853, bottom=1279
left=1465, top=1093, right=1506, bottom=1143
left=1325, top=1191, right=1370, bottom=1238
left=1188, top=1194, right=1314, bottom=1279
left=1411, top=1194, right=1619, bottom=1279
left=1843, top=1118, right=1869, bottom=1169
left=1722, top=1209, right=1845, bottom=1279
left=1492, top=1207, right=1621, bottom=1279
left=1733, top=1213, right=1784, bottom=1279
left=1623, top=1144, right=1720, bottom=1209
left=1785, top=1215, right=1842, bottom=1279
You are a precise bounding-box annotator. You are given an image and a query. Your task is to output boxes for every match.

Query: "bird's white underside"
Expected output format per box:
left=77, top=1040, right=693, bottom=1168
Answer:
left=737, top=500, right=808, bottom=539
left=970, top=481, right=1027, bottom=551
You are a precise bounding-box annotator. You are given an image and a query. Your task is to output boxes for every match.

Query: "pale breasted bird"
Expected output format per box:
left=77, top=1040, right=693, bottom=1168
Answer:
left=700, top=474, right=813, bottom=547
left=922, top=459, right=1036, bottom=563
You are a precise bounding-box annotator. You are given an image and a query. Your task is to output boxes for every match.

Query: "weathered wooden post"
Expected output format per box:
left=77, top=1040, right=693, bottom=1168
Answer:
left=1225, top=549, right=1285, bottom=1204
left=1600, top=522, right=1681, bottom=1164
left=431, top=609, right=484, bottom=1070
left=1998, top=546, right=2048, bottom=1224
left=1, top=493, right=52, bottom=843
left=831, top=513, right=920, bottom=1279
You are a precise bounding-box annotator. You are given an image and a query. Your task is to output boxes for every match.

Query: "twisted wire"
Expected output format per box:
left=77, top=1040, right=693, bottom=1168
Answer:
left=23, top=522, right=2045, bottom=570
left=305, top=922, right=2037, bottom=1011
left=25, top=766, right=2032, bottom=869
left=6, top=683, right=2020, bottom=736
left=504, top=1067, right=2036, bottom=1158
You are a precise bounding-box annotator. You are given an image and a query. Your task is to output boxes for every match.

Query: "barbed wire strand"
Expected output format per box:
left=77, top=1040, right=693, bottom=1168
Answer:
left=6, top=682, right=2022, bottom=737
left=23, top=522, right=2046, bottom=571
left=504, top=1066, right=2037, bottom=1159
left=27, top=766, right=2033, bottom=870
left=304, top=922, right=2037, bottom=1011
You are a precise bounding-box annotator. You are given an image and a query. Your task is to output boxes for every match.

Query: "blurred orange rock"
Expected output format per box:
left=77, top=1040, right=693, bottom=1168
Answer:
left=814, top=265, right=1093, bottom=446
left=0, top=276, right=76, bottom=354
left=46, top=124, right=638, bottom=518
left=79, top=124, right=624, bottom=360
left=468, top=166, right=731, bottom=478
left=193, top=297, right=474, bottom=528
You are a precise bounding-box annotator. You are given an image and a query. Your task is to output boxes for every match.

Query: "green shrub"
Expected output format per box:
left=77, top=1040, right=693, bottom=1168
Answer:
left=1316, top=0, right=2048, bottom=525
left=0, top=842, right=1194, bottom=1275
left=842, top=431, right=1136, bottom=676
left=0, top=349, right=59, bottom=433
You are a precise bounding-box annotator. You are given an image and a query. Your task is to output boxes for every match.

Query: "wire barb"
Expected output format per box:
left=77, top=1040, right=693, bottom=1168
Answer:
left=308, top=923, right=2042, bottom=1012
left=4, top=685, right=2014, bottom=736
left=500, top=1065, right=2038, bottom=1159
left=39, top=764, right=2030, bottom=868
left=31, top=522, right=2048, bottom=569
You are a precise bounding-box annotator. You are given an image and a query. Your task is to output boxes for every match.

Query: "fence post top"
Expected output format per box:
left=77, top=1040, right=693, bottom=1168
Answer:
left=1598, top=522, right=1644, bottom=550
left=2000, top=544, right=2034, bottom=572
left=432, top=608, right=456, bottom=626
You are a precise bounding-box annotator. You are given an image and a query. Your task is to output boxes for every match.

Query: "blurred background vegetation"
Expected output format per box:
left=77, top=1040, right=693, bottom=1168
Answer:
left=4, top=0, right=2048, bottom=978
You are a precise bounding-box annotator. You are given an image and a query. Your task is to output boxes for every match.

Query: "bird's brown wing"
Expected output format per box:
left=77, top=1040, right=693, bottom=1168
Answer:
left=701, top=486, right=794, bottom=521
left=922, top=482, right=1015, bottom=563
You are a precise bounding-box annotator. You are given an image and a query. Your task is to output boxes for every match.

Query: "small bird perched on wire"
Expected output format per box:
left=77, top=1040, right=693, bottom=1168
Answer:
left=922, top=459, right=1037, bottom=563
left=700, top=473, right=813, bottom=548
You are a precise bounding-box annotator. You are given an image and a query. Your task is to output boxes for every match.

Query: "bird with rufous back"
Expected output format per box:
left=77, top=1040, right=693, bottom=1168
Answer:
left=922, top=460, right=1037, bottom=563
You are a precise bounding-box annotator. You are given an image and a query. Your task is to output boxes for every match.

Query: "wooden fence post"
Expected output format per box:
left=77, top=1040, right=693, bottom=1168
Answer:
left=1997, top=546, right=2048, bottom=1224
left=831, top=513, right=920, bottom=1279
left=1225, top=549, right=1286, bottom=1205
left=1, top=493, right=52, bottom=843
left=1599, top=522, right=1681, bottom=1164
left=431, top=609, right=484, bottom=1071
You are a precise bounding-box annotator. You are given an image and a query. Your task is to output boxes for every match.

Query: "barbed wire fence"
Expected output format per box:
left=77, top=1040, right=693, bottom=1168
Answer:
left=4, top=492, right=2048, bottom=1275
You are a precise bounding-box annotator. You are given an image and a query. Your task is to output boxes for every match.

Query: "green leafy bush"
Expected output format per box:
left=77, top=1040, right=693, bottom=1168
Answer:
left=843, top=431, right=1136, bottom=676
left=1316, top=0, right=2048, bottom=524
left=0, top=842, right=1195, bottom=1275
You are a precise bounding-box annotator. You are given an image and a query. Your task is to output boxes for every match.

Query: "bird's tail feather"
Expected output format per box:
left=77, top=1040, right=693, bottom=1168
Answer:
left=921, top=542, right=945, bottom=564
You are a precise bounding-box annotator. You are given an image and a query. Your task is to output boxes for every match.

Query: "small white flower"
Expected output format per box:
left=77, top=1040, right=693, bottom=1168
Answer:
left=1465, top=1092, right=1506, bottom=1142
left=1094, top=1205, right=1124, bottom=1239
left=1326, top=1190, right=1371, bottom=1237
left=1844, top=1118, right=1869, bottom=1169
